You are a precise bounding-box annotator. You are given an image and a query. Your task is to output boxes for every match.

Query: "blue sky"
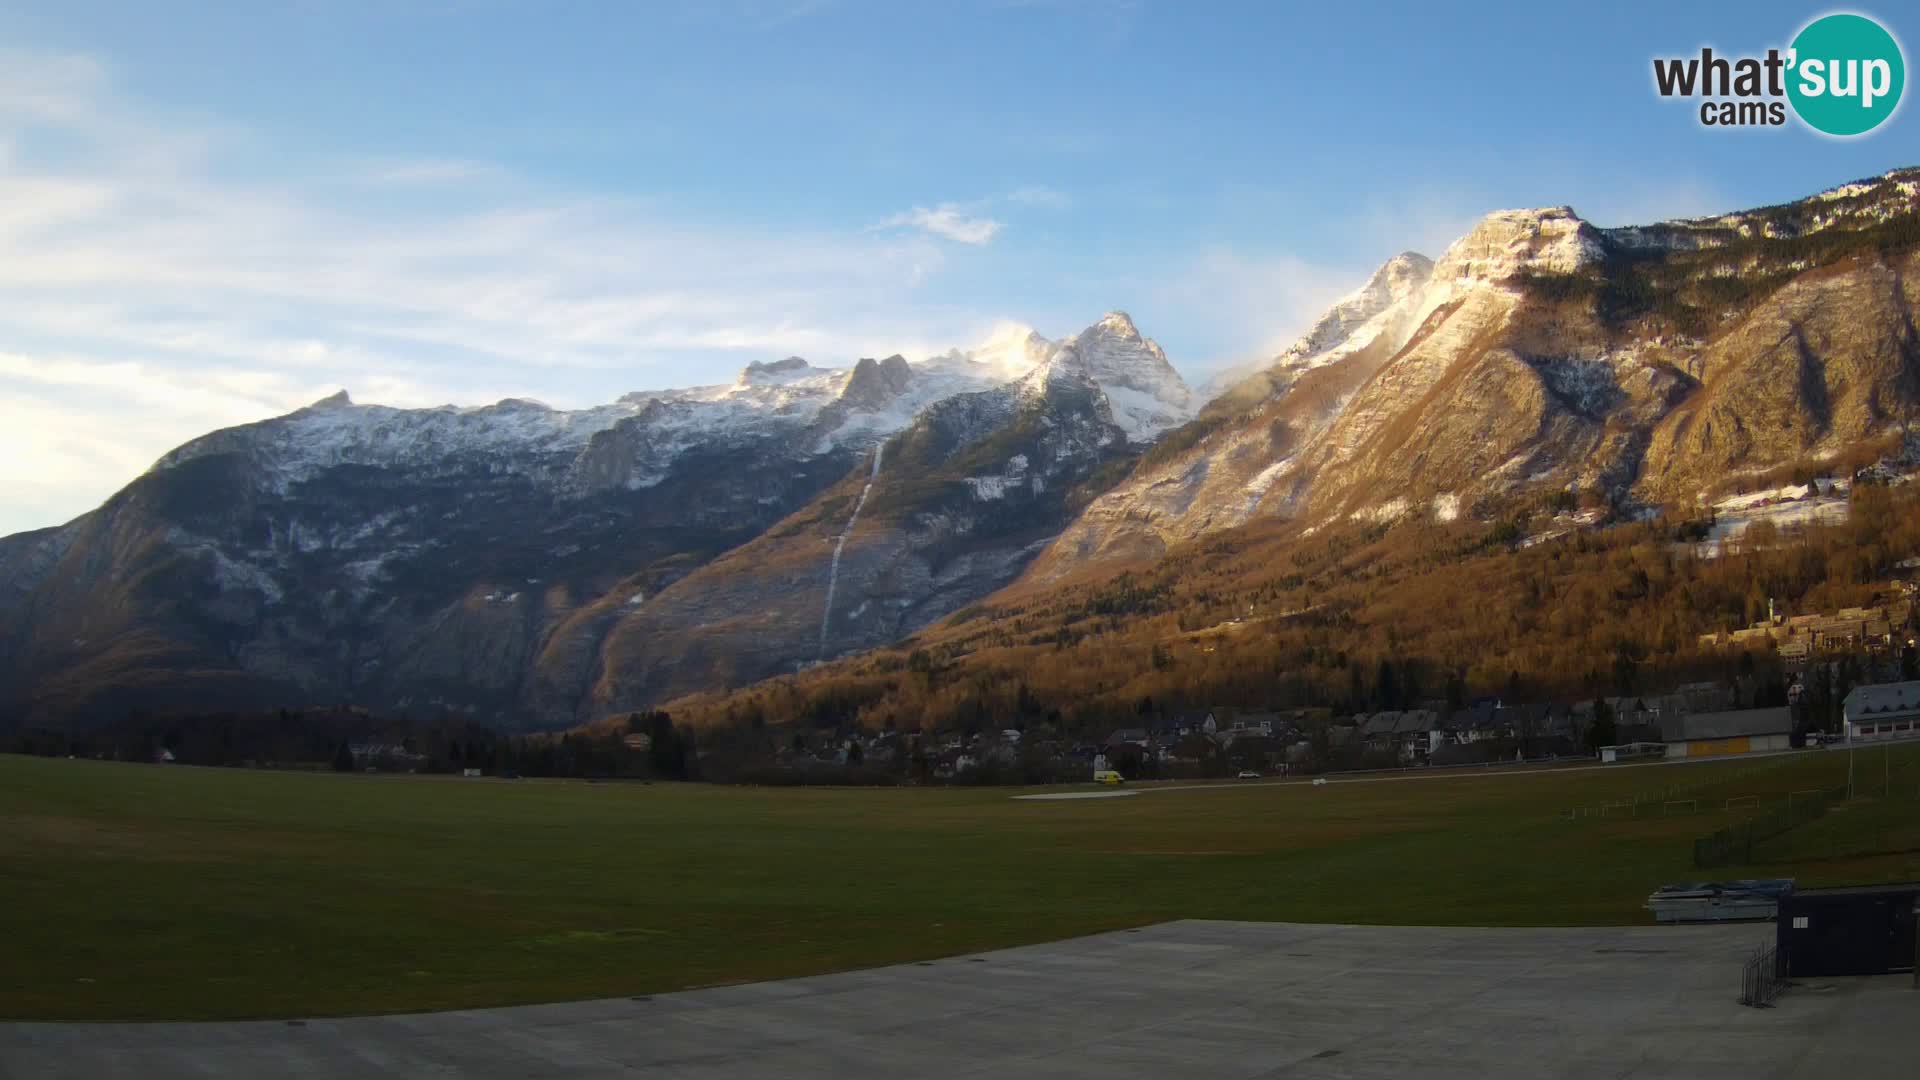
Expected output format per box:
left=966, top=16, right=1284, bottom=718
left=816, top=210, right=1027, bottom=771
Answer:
left=1, top=0, right=1914, bottom=533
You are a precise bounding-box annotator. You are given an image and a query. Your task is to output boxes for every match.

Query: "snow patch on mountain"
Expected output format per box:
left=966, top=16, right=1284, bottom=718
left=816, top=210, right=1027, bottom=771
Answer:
left=1353, top=497, right=1410, bottom=523
left=925, top=323, right=1054, bottom=384
left=1024, top=311, right=1193, bottom=441
left=1429, top=207, right=1603, bottom=289
left=964, top=476, right=1013, bottom=501
left=1245, top=459, right=1290, bottom=497
left=737, top=356, right=818, bottom=385
left=165, top=527, right=286, bottom=602
left=964, top=453, right=1031, bottom=501
left=154, top=323, right=1063, bottom=496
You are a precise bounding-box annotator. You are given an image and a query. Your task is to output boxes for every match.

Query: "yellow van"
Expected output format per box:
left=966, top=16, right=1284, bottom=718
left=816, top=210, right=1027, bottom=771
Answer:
left=1093, top=769, right=1124, bottom=785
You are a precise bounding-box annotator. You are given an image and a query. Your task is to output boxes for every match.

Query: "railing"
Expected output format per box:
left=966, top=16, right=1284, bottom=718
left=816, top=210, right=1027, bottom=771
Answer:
left=1739, top=943, right=1787, bottom=1007
left=1560, top=753, right=1802, bottom=822
left=1691, top=784, right=1847, bottom=868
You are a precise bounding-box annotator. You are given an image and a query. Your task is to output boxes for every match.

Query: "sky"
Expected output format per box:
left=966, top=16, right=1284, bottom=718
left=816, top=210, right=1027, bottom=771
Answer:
left=1, top=0, right=1915, bottom=535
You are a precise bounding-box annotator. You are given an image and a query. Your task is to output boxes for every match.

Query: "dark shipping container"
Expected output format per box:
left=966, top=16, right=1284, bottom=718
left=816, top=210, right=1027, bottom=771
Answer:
left=1776, top=883, right=1918, bottom=978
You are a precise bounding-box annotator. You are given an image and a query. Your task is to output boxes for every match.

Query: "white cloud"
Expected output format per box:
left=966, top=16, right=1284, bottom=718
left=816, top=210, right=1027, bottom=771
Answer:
left=1005, top=184, right=1070, bottom=208
left=1348, top=190, right=1482, bottom=266
left=0, top=47, right=1019, bottom=534
left=351, top=158, right=498, bottom=187
left=878, top=203, right=1005, bottom=245
left=1575, top=176, right=1734, bottom=229
left=1144, top=248, right=1362, bottom=388
left=0, top=48, right=107, bottom=124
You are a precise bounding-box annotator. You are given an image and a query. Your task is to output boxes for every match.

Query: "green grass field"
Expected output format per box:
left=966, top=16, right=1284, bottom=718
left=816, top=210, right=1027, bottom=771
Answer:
left=3, top=749, right=1917, bottom=1021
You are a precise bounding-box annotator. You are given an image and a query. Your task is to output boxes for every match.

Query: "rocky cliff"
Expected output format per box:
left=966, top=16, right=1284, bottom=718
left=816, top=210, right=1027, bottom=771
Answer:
left=1031, top=169, right=1920, bottom=582
left=0, top=332, right=1056, bottom=728
left=6, top=168, right=1918, bottom=730
left=569, top=313, right=1191, bottom=718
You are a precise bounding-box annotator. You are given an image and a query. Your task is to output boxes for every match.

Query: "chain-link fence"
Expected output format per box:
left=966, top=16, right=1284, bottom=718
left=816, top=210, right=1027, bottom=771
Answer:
left=1692, top=784, right=1847, bottom=868
left=1559, top=754, right=1803, bottom=822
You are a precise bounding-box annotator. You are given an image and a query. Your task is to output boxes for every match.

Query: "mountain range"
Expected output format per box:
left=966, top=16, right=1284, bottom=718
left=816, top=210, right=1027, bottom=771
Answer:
left=0, top=309, right=1191, bottom=728
left=4, top=167, right=1917, bottom=731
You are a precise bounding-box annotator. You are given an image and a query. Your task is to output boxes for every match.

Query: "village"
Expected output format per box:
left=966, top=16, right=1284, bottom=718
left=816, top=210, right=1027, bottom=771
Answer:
left=740, top=671, right=1920, bottom=785
left=1697, top=589, right=1917, bottom=666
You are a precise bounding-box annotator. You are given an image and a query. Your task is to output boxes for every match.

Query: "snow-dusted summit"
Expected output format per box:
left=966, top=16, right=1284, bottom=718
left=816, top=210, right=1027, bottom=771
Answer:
left=1022, top=311, right=1194, bottom=440
left=2, top=308, right=1198, bottom=728
left=1270, top=253, right=1433, bottom=373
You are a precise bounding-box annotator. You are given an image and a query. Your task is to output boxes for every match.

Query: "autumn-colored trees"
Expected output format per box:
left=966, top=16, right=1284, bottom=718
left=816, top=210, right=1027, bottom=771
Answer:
left=665, top=481, right=1920, bottom=744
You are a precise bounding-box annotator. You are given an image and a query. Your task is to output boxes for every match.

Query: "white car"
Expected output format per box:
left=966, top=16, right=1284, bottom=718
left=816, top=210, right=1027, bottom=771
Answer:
left=1236, top=770, right=1261, bottom=780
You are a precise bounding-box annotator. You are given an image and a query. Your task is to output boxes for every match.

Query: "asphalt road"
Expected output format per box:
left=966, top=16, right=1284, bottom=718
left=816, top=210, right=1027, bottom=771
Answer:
left=1141, top=746, right=1816, bottom=795
left=3, top=920, right=1910, bottom=1078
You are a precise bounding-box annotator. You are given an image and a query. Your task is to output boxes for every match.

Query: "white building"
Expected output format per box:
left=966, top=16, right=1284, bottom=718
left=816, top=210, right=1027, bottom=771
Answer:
left=1842, top=682, right=1920, bottom=744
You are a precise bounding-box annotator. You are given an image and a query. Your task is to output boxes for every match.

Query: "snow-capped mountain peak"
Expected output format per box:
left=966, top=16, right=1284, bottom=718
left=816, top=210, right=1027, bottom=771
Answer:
left=836, top=354, right=915, bottom=411
left=737, top=356, right=818, bottom=386
left=150, top=311, right=1190, bottom=502
left=1200, top=251, right=1438, bottom=403
left=924, top=322, right=1053, bottom=384
left=1273, top=252, right=1434, bottom=371
left=1432, top=206, right=1603, bottom=284
left=1023, top=312, right=1194, bottom=441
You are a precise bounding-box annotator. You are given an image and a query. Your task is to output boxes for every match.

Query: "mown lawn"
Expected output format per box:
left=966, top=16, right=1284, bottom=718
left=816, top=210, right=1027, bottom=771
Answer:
left=1, top=749, right=1913, bottom=1021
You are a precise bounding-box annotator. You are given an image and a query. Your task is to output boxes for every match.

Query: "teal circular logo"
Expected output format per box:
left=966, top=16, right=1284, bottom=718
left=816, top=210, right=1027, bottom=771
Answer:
left=1788, top=13, right=1905, bottom=136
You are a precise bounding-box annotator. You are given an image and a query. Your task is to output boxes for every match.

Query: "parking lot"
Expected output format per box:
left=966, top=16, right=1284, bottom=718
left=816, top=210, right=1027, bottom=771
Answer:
left=2, top=920, right=1911, bottom=1078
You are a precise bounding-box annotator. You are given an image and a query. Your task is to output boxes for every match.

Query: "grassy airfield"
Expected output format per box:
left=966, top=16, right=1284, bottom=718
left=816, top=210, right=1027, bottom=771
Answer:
left=3, top=747, right=1916, bottom=1020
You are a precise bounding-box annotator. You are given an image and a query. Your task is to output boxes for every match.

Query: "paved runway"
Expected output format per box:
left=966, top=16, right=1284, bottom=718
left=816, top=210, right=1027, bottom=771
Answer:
left=2, top=920, right=1912, bottom=1078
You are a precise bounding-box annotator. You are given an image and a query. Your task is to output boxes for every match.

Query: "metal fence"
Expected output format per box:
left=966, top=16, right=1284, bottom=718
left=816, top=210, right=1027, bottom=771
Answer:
left=1560, top=754, right=1802, bottom=822
left=1691, top=784, right=1847, bottom=868
left=1739, top=942, right=1788, bottom=1007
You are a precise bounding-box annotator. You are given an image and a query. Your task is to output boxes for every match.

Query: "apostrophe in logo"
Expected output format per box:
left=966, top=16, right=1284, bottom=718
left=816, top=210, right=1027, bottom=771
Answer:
left=1652, top=11, right=1906, bottom=137
left=1787, top=13, right=1904, bottom=136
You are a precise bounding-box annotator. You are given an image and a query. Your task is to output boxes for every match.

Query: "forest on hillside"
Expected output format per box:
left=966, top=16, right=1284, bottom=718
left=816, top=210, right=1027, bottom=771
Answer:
left=662, top=479, right=1920, bottom=742
left=16, top=479, right=1918, bottom=786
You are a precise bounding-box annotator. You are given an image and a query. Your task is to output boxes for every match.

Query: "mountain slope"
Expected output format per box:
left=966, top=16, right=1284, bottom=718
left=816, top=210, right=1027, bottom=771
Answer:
left=0, top=335, right=1053, bottom=728
left=1031, top=169, right=1920, bottom=583
left=571, top=313, right=1191, bottom=718
left=7, top=168, right=1918, bottom=732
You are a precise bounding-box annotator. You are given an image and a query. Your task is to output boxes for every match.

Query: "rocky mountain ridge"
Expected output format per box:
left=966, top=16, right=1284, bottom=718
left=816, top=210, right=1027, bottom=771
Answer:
left=554, top=312, right=1191, bottom=719
left=4, top=168, right=1918, bottom=730
left=0, top=315, right=1187, bottom=728
left=1030, top=168, right=1920, bottom=582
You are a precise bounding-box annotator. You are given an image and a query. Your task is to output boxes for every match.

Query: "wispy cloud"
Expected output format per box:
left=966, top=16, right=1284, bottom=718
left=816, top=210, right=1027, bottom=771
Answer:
left=878, top=203, right=1005, bottom=245
left=0, top=46, right=1010, bottom=534
left=1574, top=176, right=1734, bottom=229
left=351, top=157, right=498, bottom=188
left=1143, top=248, right=1362, bottom=386
left=1005, top=184, right=1071, bottom=208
